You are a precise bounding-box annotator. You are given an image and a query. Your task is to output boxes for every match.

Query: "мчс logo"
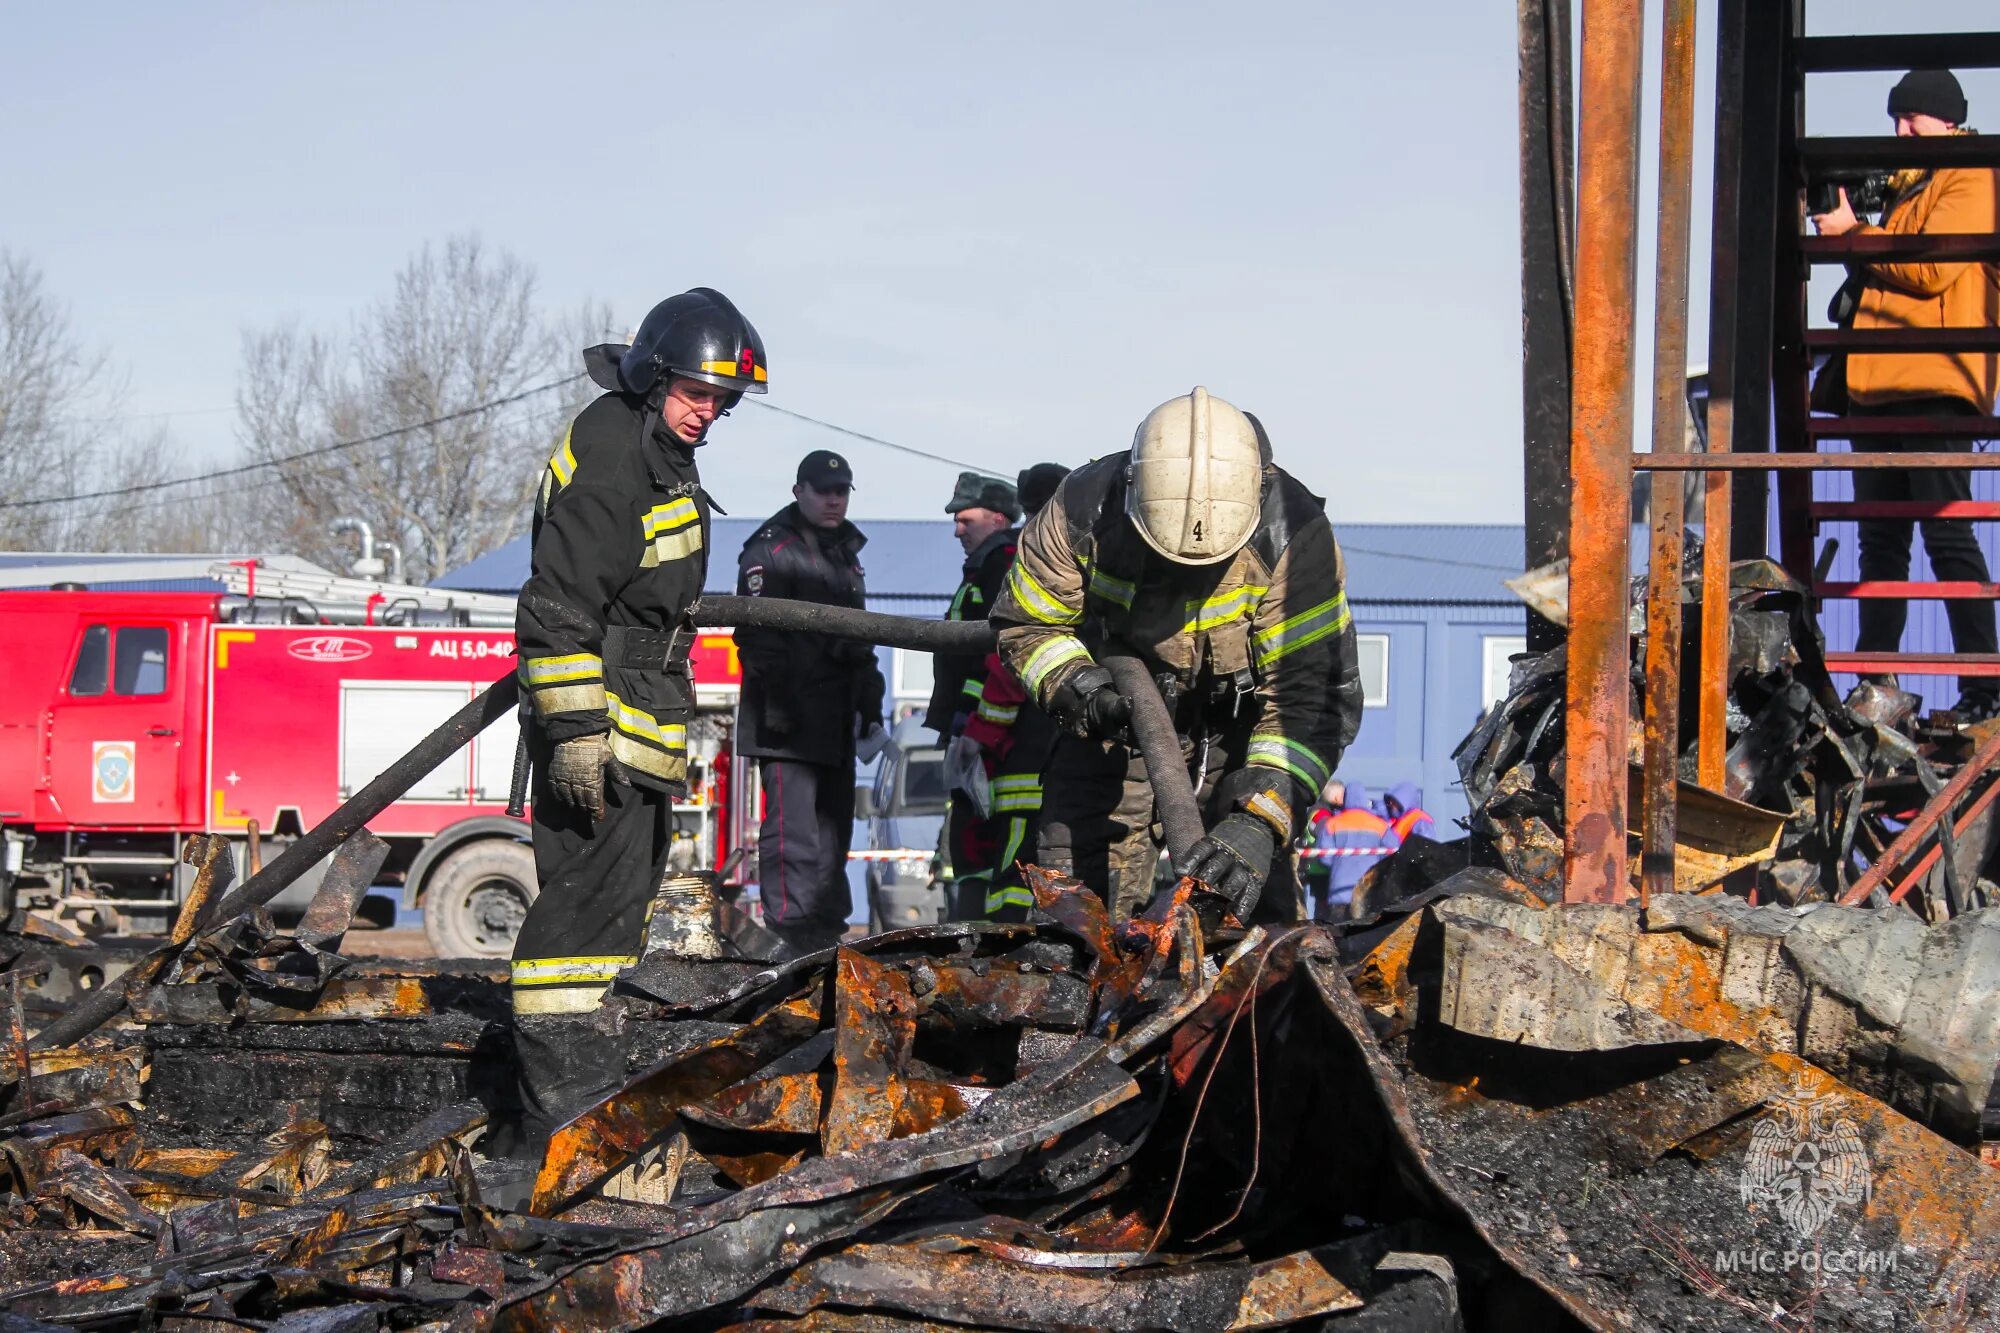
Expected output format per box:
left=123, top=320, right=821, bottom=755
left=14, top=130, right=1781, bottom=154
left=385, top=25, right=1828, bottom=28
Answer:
left=1739, top=1075, right=1871, bottom=1240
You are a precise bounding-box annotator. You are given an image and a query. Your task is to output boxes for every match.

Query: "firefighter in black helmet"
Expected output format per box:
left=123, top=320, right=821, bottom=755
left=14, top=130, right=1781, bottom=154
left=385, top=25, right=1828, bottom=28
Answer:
left=506, top=288, right=765, bottom=1159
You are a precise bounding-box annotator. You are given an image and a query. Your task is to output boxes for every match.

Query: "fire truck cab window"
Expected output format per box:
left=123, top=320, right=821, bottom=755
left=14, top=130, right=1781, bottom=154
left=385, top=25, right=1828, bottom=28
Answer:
left=69, top=625, right=111, bottom=697
left=114, top=628, right=170, bottom=696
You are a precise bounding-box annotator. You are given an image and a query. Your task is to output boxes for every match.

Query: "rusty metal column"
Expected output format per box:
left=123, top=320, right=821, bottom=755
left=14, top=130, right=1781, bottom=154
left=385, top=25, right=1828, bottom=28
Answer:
left=1563, top=0, right=1644, bottom=904
left=1640, top=0, right=1699, bottom=905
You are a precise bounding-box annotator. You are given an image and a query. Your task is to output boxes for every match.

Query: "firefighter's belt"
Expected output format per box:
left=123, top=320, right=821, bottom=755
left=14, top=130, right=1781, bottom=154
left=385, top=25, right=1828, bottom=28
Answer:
left=603, top=624, right=691, bottom=672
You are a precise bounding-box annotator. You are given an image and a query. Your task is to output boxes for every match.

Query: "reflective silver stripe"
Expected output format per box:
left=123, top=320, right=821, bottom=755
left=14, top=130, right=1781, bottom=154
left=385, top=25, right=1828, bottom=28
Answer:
left=642, top=524, right=704, bottom=566
left=1253, top=594, right=1351, bottom=667
left=531, top=682, right=608, bottom=716
left=547, top=428, right=578, bottom=489
left=976, top=700, right=1020, bottom=725
left=511, top=956, right=635, bottom=986
left=1183, top=584, right=1268, bottom=633
left=1021, top=635, right=1091, bottom=693
left=641, top=498, right=700, bottom=536
left=513, top=984, right=611, bottom=1015
left=987, top=818, right=1034, bottom=912
left=1086, top=564, right=1136, bottom=609
left=525, top=653, right=603, bottom=684
left=608, top=730, right=688, bottom=784
left=1007, top=562, right=1081, bottom=626
left=1245, top=734, right=1331, bottom=792
left=604, top=692, right=685, bottom=747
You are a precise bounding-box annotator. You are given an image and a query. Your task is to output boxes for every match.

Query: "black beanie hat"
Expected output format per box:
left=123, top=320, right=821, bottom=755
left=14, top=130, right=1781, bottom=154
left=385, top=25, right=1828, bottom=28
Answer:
left=1888, top=69, right=1967, bottom=125
left=1016, top=462, right=1071, bottom=517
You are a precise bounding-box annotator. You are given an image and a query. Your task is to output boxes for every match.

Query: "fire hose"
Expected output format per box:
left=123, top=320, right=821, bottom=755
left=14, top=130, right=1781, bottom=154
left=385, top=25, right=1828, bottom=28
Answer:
left=33, top=598, right=1206, bottom=1050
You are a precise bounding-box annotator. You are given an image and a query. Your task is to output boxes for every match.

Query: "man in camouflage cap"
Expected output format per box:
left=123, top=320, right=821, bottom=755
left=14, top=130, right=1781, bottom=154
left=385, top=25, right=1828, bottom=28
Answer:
left=923, top=472, right=1045, bottom=919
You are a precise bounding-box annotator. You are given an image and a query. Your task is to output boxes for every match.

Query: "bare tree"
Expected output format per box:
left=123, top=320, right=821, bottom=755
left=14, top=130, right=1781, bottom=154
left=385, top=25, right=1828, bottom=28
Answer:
left=0, top=252, right=108, bottom=550
left=234, top=236, right=599, bottom=584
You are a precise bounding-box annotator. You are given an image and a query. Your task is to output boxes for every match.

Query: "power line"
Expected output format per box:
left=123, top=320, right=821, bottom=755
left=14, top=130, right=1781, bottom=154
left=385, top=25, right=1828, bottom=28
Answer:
left=743, top=399, right=981, bottom=472
left=0, top=373, right=589, bottom=512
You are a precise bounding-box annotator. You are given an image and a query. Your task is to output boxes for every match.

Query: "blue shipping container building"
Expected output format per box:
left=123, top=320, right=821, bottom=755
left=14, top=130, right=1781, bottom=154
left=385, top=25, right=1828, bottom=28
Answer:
left=437, top=520, right=1530, bottom=834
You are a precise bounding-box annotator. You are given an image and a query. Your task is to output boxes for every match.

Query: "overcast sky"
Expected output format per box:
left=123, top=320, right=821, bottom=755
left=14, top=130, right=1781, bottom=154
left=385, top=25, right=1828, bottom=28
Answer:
left=4, top=2, right=1998, bottom=537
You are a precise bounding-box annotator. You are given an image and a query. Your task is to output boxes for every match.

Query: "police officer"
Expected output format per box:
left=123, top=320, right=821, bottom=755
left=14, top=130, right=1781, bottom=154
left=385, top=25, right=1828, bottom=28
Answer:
left=510, top=287, right=766, bottom=1151
left=735, top=450, right=886, bottom=956
left=991, top=387, right=1363, bottom=922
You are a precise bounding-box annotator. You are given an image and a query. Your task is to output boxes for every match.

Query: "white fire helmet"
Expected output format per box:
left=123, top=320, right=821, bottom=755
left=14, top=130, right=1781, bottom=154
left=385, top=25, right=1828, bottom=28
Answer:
left=1124, top=387, right=1263, bottom=566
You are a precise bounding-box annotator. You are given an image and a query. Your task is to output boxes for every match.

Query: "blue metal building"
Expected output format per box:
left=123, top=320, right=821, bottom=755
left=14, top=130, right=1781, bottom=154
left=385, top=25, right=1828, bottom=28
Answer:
left=437, top=519, right=1528, bottom=832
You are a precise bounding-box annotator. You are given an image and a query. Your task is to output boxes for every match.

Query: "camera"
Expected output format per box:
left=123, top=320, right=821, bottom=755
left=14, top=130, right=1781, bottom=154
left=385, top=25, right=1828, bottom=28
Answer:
left=1807, top=170, right=1894, bottom=220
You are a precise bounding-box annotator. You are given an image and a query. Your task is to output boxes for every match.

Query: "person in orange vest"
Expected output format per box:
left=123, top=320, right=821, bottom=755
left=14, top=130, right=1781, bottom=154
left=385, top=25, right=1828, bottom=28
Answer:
left=1310, top=779, right=1398, bottom=920
left=1383, top=782, right=1435, bottom=844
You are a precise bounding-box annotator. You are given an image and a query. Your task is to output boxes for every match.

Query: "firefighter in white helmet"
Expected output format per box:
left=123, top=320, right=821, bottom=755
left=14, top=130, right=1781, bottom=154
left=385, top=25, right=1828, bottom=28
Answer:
left=990, top=387, right=1364, bottom=921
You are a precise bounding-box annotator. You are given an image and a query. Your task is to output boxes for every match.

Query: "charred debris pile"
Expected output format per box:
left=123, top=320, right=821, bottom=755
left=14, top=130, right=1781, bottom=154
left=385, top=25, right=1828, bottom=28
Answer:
left=0, top=566, right=1998, bottom=1329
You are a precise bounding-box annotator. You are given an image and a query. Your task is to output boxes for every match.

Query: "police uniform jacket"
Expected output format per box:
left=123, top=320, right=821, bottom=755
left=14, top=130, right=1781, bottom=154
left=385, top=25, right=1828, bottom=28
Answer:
left=735, top=504, right=885, bottom=767
left=515, top=391, right=709, bottom=795
left=990, top=454, right=1363, bottom=842
left=922, top=526, right=1019, bottom=734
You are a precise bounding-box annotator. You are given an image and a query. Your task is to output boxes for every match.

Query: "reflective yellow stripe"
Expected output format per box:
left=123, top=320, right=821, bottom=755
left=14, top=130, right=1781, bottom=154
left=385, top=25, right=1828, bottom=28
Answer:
left=991, top=775, right=1041, bottom=793
left=1085, top=565, right=1136, bottom=610
left=1021, top=635, right=1091, bottom=694
left=986, top=818, right=1034, bottom=913
left=1245, top=734, right=1331, bottom=793
left=531, top=682, right=608, bottom=716
left=1253, top=594, right=1351, bottom=668
left=960, top=678, right=986, bottom=699
left=1182, top=584, right=1268, bottom=634
left=511, top=956, right=636, bottom=987
left=547, top=428, right=578, bottom=489
left=641, top=525, right=704, bottom=567
left=699, top=359, right=768, bottom=383
left=525, top=653, right=603, bottom=684
left=976, top=700, right=1019, bottom=725
left=513, top=985, right=612, bottom=1015
left=642, top=499, right=700, bottom=536
left=1006, top=563, right=1081, bottom=626
left=608, top=730, right=690, bottom=784
left=604, top=692, right=685, bottom=748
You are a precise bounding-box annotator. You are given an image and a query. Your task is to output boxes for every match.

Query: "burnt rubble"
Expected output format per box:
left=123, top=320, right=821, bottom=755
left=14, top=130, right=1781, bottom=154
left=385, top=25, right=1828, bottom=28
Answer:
left=3, top=569, right=2000, bottom=1330
left=0, top=853, right=1995, bottom=1330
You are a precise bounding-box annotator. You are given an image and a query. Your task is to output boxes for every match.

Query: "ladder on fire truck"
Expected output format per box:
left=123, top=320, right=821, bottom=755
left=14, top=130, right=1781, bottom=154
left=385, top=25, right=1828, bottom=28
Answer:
left=1550, top=2, right=2000, bottom=904
left=210, top=559, right=516, bottom=627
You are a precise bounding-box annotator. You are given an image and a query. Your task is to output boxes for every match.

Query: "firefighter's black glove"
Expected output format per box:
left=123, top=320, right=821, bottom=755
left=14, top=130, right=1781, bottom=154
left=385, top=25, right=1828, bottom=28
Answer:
left=547, top=733, right=628, bottom=819
left=763, top=699, right=796, bottom=735
left=1180, top=813, right=1275, bottom=919
left=1049, top=665, right=1132, bottom=742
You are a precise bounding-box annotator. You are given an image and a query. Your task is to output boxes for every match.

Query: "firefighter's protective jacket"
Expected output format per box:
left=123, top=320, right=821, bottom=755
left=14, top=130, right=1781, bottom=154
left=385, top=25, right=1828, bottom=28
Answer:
left=990, top=454, right=1363, bottom=839
left=923, top=526, right=1019, bottom=735
left=734, top=504, right=885, bottom=767
left=515, top=391, right=709, bottom=795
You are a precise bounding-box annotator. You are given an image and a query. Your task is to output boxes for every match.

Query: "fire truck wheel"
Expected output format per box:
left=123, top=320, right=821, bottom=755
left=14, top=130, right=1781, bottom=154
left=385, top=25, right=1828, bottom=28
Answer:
left=421, top=840, right=537, bottom=959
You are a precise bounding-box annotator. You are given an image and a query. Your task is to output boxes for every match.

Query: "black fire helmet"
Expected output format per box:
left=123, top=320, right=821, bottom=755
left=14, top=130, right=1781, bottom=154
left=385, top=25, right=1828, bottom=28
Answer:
left=583, top=287, right=768, bottom=401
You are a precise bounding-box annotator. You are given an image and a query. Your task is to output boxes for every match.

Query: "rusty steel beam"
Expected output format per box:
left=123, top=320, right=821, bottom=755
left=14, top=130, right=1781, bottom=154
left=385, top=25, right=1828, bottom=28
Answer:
left=1561, top=0, right=1644, bottom=904
left=1639, top=0, right=1698, bottom=907
left=1889, top=772, right=2000, bottom=906
left=1839, top=723, right=2000, bottom=905
left=1643, top=452, right=2000, bottom=470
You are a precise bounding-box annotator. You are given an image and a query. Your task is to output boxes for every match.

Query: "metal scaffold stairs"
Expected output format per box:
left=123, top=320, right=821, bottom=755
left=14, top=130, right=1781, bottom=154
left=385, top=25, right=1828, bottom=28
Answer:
left=1559, top=3, right=2000, bottom=906
left=1636, top=17, right=2000, bottom=691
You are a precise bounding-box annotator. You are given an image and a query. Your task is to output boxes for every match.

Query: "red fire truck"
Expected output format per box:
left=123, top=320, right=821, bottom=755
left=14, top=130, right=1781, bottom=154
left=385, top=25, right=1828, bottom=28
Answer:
left=0, top=587, right=744, bottom=956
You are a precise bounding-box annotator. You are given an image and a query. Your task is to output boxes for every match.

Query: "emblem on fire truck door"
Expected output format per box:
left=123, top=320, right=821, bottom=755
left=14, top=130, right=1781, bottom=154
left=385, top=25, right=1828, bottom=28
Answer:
left=93, top=741, right=136, bottom=803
